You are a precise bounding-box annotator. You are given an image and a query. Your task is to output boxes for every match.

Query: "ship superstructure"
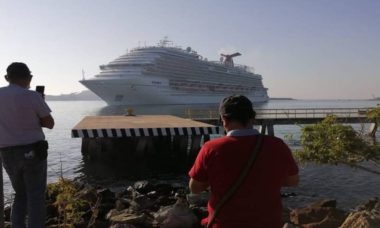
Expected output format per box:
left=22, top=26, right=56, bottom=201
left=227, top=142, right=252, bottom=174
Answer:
left=81, top=38, right=269, bottom=105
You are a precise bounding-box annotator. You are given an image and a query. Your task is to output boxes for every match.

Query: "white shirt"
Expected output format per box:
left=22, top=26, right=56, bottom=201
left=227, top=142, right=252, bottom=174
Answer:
left=0, top=84, right=51, bottom=148
left=227, top=128, right=260, bottom=137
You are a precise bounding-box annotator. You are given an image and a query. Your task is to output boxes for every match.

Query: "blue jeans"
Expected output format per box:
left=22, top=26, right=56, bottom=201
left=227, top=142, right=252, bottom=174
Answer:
left=0, top=146, right=47, bottom=228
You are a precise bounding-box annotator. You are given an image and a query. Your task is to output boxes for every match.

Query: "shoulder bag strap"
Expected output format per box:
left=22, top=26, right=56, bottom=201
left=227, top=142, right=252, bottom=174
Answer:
left=207, top=134, right=264, bottom=228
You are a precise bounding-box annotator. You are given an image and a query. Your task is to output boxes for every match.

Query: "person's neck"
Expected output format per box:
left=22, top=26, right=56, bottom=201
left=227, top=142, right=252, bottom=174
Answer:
left=225, top=125, right=251, bottom=132
left=10, top=81, right=29, bottom=89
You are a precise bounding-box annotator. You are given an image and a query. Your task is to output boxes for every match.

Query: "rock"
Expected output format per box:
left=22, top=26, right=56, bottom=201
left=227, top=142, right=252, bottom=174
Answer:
left=354, top=197, right=380, bottom=212
left=282, top=207, right=291, bottom=224
left=155, top=195, right=177, bottom=207
left=4, top=206, right=11, bottom=221
left=115, top=198, right=129, bottom=211
left=110, top=224, right=138, bottom=228
left=154, top=198, right=198, bottom=228
left=290, top=199, right=347, bottom=227
left=107, top=209, right=125, bottom=220
left=154, top=183, right=174, bottom=195
left=309, top=199, right=337, bottom=208
left=97, top=188, right=115, bottom=202
left=281, top=192, right=297, bottom=198
left=302, top=213, right=346, bottom=228
left=133, top=180, right=154, bottom=194
left=186, top=192, right=209, bottom=207
left=99, top=202, right=117, bottom=220
left=134, top=194, right=154, bottom=210
left=109, top=212, right=152, bottom=226
left=147, top=190, right=158, bottom=198
left=90, top=220, right=111, bottom=228
left=340, top=197, right=380, bottom=228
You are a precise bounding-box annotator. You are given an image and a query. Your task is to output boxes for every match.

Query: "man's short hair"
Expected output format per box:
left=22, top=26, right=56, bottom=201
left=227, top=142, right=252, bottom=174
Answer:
left=219, top=95, right=256, bottom=125
left=6, top=62, right=32, bottom=80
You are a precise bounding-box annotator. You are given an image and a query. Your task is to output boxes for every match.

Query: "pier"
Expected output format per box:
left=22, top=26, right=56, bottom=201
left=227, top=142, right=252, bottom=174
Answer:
left=71, top=108, right=378, bottom=171
left=186, top=107, right=378, bottom=136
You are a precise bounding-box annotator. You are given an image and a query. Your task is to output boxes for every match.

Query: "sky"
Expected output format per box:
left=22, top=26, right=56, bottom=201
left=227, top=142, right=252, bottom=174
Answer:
left=0, top=0, right=379, bottom=99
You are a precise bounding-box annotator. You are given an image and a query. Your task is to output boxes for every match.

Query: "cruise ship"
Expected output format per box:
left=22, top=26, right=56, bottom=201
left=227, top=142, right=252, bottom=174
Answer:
left=80, top=38, right=269, bottom=105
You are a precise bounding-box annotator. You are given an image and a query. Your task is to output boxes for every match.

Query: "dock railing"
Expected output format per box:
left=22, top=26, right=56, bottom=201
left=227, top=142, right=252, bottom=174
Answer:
left=185, top=107, right=373, bottom=120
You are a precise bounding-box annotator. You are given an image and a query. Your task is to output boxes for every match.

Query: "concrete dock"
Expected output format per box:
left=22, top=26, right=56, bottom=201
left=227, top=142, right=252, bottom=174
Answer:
left=72, top=115, right=222, bottom=172
left=72, top=115, right=221, bottom=138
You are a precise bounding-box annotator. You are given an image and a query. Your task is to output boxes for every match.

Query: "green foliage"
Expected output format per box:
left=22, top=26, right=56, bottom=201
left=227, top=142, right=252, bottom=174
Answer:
left=367, top=107, right=380, bottom=124
left=294, top=115, right=380, bottom=166
left=47, top=178, right=89, bottom=227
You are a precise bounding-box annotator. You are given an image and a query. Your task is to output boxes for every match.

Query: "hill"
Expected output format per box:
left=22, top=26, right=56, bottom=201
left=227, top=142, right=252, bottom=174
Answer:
left=46, top=90, right=100, bottom=101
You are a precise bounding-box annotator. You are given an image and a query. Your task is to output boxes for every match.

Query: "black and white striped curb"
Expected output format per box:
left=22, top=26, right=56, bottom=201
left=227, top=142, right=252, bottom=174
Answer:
left=72, top=126, right=222, bottom=138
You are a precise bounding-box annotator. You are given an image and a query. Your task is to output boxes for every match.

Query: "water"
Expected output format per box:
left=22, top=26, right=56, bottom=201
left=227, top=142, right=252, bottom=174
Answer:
left=2, top=99, right=380, bottom=209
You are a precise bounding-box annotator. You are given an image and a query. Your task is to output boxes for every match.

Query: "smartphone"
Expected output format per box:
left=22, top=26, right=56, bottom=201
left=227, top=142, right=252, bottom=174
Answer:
left=36, top=85, right=45, bottom=96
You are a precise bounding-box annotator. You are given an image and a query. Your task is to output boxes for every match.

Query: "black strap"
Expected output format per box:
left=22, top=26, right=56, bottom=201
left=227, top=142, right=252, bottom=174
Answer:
left=207, top=134, right=264, bottom=228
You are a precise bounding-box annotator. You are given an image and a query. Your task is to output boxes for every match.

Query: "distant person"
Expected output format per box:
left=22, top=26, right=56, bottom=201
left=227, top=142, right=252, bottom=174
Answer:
left=189, top=95, right=299, bottom=228
left=0, top=62, right=54, bottom=227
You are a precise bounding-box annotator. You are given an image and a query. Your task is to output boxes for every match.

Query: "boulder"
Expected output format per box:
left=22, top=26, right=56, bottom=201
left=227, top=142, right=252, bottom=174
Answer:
left=133, top=180, right=154, bottom=194
left=107, top=209, right=152, bottom=226
left=133, top=194, right=155, bottom=210
left=154, top=198, right=198, bottom=228
left=309, top=199, right=337, bottom=208
left=4, top=206, right=11, bottom=221
left=110, top=213, right=147, bottom=224
left=290, top=199, right=347, bottom=227
left=97, top=188, right=115, bottom=202
left=340, top=197, right=380, bottom=228
left=110, top=224, right=138, bottom=228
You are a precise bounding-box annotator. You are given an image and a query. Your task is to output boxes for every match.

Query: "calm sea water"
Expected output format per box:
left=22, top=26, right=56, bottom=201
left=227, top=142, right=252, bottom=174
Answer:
left=2, top=99, right=380, bottom=209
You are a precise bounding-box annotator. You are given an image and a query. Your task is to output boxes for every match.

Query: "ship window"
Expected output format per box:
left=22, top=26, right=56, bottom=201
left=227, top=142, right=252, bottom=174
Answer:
left=114, top=94, right=124, bottom=102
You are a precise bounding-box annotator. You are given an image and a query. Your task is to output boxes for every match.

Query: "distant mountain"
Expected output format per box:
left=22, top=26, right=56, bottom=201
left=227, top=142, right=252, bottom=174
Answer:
left=46, top=90, right=101, bottom=101
left=269, top=97, right=294, bottom=100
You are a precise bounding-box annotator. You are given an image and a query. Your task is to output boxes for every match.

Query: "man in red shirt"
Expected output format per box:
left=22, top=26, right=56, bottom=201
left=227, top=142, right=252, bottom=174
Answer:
left=189, top=95, right=299, bottom=228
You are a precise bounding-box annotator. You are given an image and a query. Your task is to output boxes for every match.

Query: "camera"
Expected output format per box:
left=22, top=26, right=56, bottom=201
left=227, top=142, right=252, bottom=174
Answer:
left=35, top=85, right=45, bottom=98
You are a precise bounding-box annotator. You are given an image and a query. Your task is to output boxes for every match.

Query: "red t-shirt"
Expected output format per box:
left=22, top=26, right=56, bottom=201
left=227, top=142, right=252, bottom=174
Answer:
left=189, top=134, right=298, bottom=228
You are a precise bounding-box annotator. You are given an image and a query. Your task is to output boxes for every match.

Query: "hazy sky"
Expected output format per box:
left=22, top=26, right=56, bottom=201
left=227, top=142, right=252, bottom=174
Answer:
left=1, top=0, right=379, bottom=99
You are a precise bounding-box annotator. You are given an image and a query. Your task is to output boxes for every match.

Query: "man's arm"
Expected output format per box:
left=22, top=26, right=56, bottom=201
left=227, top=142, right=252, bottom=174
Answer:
left=40, top=115, right=54, bottom=129
left=189, top=178, right=209, bottom=194
left=283, top=174, right=299, bottom=187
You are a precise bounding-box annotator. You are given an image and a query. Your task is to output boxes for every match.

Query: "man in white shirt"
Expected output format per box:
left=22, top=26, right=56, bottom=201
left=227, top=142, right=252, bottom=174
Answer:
left=0, top=62, right=54, bottom=228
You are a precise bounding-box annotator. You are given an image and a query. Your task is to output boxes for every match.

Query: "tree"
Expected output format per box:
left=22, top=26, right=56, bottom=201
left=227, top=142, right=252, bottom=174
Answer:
left=367, top=107, right=380, bottom=124
left=294, top=114, right=380, bottom=173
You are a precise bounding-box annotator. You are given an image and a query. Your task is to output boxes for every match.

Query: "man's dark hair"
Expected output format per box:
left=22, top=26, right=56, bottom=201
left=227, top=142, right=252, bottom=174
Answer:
left=6, top=62, right=32, bottom=80
left=219, top=95, right=256, bottom=125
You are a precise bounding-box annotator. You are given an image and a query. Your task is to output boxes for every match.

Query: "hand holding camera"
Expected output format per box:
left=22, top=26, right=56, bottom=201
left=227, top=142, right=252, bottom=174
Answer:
left=36, top=85, right=45, bottom=99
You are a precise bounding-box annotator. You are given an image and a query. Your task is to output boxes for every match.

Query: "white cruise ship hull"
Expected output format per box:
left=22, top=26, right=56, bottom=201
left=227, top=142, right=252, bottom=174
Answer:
left=81, top=76, right=269, bottom=105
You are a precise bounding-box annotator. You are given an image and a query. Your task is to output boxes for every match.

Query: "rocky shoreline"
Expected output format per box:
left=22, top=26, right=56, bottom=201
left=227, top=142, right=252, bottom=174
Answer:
left=2, top=178, right=380, bottom=227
